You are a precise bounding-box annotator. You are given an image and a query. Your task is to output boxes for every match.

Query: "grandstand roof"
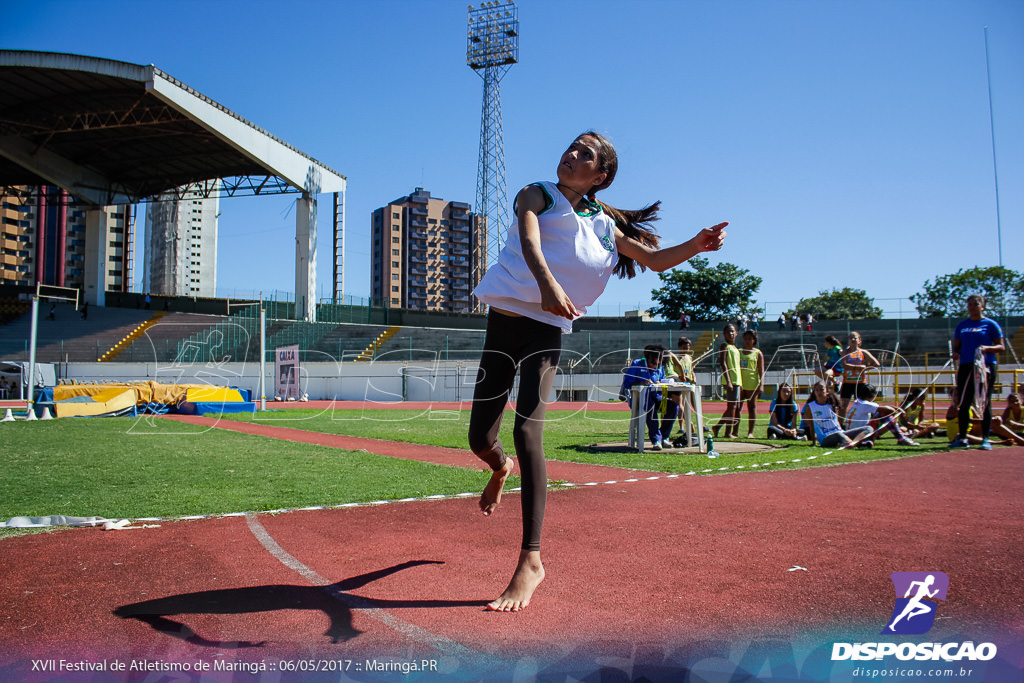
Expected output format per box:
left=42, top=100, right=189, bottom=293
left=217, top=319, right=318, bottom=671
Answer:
left=0, top=50, right=346, bottom=206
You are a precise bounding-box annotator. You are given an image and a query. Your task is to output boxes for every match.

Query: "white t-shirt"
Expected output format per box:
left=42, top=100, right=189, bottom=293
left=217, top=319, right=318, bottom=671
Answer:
left=473, top=181, right=618, bottom=333
left=846, top=399, right=878, bottom=430
left=807, top=400, right=842, bottom=442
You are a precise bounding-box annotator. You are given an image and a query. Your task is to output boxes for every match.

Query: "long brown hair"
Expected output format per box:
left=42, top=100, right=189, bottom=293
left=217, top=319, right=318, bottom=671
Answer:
left=579, top=131, right=661, bottom=279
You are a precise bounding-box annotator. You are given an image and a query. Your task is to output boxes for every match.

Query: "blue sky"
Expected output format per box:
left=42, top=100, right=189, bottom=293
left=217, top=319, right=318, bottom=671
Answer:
left=4, top=0, right=1022, bottom=319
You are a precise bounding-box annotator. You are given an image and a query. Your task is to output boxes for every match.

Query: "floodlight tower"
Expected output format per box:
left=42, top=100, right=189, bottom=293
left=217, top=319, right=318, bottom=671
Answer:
left=467, top=1, right=518, bottom=279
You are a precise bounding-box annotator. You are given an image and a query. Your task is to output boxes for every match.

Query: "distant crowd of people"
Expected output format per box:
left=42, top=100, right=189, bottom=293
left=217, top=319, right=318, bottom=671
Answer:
left=678, top=309, right=814, bottom=333
left=763, top=379, right=1024, bottom=450
left=778, top=312, right=814, bottom=331
left=624, top=294, right=1018, bottom=451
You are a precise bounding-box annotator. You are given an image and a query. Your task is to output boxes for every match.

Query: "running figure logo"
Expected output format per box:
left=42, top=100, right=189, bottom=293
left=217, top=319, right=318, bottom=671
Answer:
left=881, top=572, right=949, bottom=635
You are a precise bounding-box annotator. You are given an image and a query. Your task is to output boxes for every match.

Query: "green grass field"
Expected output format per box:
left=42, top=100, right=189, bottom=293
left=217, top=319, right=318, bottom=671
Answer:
left=218, top=407, right=947, bottom=473
left=0, top=416, right=511, bottom=532
left=0, top=406, right=957, bottom=540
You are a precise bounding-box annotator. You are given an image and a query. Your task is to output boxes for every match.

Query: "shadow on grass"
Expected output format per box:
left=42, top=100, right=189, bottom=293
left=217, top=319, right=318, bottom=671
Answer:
left=567, top=440, right=781, bottom=455
left=114, top=560, right=487, bottom=647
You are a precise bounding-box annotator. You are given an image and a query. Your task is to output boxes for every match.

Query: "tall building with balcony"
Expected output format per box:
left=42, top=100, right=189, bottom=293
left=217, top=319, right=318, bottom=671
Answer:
left=0, top=191, right=31, bottom=286
left=144, top=184, right=219, bottom=297
left=1, top=186, right=133, bottom=293
left=371, top=188, right=484, bottom=312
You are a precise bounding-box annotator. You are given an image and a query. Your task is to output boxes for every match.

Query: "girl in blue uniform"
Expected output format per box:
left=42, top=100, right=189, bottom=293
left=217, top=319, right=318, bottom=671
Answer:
left=469, top=131, right=727, bottom=612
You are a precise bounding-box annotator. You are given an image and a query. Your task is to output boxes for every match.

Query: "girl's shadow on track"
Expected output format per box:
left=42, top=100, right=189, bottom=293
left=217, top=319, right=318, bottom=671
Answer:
left=113, top=560, right=486, bottom=648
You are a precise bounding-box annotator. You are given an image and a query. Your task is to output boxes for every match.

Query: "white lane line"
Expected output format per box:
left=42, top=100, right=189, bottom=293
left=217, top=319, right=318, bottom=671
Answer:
left=51, top=454, right=841, bottom=530
left=244, top=513, right=494, bottom=667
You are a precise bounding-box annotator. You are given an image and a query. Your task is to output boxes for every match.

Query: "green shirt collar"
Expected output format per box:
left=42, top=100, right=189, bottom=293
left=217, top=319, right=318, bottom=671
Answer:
left=575, top=197, right=601, bottom=217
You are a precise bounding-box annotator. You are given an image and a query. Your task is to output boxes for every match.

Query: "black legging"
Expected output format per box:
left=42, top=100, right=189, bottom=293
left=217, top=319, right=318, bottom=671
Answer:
left=468, top=310, right=561, bottom=552
left=767, top=424, right=797, bottom=439
left=955, top=363, right=996, bottom=438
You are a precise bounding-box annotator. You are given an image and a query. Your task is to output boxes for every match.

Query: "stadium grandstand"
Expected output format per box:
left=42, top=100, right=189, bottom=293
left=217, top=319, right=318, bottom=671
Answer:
left=2, top=286, right=1021, bottom=405
left=1, top=50, right=1020, bottom=408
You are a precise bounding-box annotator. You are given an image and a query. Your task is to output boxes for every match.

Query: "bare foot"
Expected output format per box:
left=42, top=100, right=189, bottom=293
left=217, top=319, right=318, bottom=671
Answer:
left=479, top=457, right=514, bottom=516
left=486, top=550, right=544, bottom=612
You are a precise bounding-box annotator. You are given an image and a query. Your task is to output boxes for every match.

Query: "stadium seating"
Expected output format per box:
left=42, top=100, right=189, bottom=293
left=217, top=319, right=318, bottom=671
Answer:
left=2, top=298, right=1018, bottom=376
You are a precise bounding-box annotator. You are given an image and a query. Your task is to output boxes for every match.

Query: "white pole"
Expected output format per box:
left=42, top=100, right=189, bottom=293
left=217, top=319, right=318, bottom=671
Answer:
left=984, top=26, right=1003, bottom=267
left=259, top=299, right=266, bottom=411
left=27, top=297, right=38, bottom=416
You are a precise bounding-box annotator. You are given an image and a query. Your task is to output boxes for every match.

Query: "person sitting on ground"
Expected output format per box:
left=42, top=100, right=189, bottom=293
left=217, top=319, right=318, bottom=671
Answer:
left=802, top=380, right=874, bottom=448
left=945, top=386, right=1024, bottom=447
left=767, top=382, right=803, bottom=440
left=797, top=385, right=817, bottom=440
left=619, top=344, right=680, bottom=451
left=1001, top=392, right=1023, bottom=432
left=739, top=329, right=765, bottom=438
left=897, top=389, right=942, bottom=440
left=845, top=384, right=920, bottom=446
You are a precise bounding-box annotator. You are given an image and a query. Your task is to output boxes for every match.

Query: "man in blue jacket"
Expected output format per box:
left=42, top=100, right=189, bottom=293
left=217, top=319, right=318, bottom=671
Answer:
left=620, top=344, right=680, bottom=450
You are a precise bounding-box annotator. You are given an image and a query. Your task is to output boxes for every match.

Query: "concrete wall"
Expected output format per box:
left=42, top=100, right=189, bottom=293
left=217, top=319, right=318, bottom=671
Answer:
left=61, top=354, right=1020, bottom=405
left=62, top=360, right=634, bottom=404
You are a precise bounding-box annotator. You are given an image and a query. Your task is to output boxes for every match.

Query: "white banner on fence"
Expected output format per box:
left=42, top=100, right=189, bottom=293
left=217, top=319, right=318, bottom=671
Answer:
left=274, top=345, right=301, bottom=400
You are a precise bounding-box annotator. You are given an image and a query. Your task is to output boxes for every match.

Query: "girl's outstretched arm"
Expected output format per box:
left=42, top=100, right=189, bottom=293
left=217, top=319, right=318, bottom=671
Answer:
left=517, top=185, right=579, bottom=319
left=615, top=222, right=728, bottom=272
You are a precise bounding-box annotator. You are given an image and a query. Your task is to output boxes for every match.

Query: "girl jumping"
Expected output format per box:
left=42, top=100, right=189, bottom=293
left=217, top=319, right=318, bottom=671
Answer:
left=469, top=131, right=727, bottom=612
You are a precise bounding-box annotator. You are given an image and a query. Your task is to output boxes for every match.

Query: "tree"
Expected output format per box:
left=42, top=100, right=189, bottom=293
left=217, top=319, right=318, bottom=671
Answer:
left=650, top=256, right=762, bottom=322
left=792, top=288, right=882, bottom=320
left=910, top=266, right=1024, bottom=318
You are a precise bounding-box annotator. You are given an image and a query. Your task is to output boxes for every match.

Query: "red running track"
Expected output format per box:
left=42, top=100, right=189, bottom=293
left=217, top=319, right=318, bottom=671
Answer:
left=1, top=417, right=1022, bottom=682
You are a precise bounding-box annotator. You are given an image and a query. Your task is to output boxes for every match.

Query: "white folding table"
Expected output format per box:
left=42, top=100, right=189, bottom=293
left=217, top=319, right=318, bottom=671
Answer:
left=628, top=382, right=705, bottom=453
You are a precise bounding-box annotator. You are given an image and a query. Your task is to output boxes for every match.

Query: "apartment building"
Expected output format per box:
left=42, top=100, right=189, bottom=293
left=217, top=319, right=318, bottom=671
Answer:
left=1, top=186, right=132, bottom=293
left=144, top=184, right=219, bottom=297
left=371, top=187, right=484, bottom=312
left=0, top=191, right=30, bottom=286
